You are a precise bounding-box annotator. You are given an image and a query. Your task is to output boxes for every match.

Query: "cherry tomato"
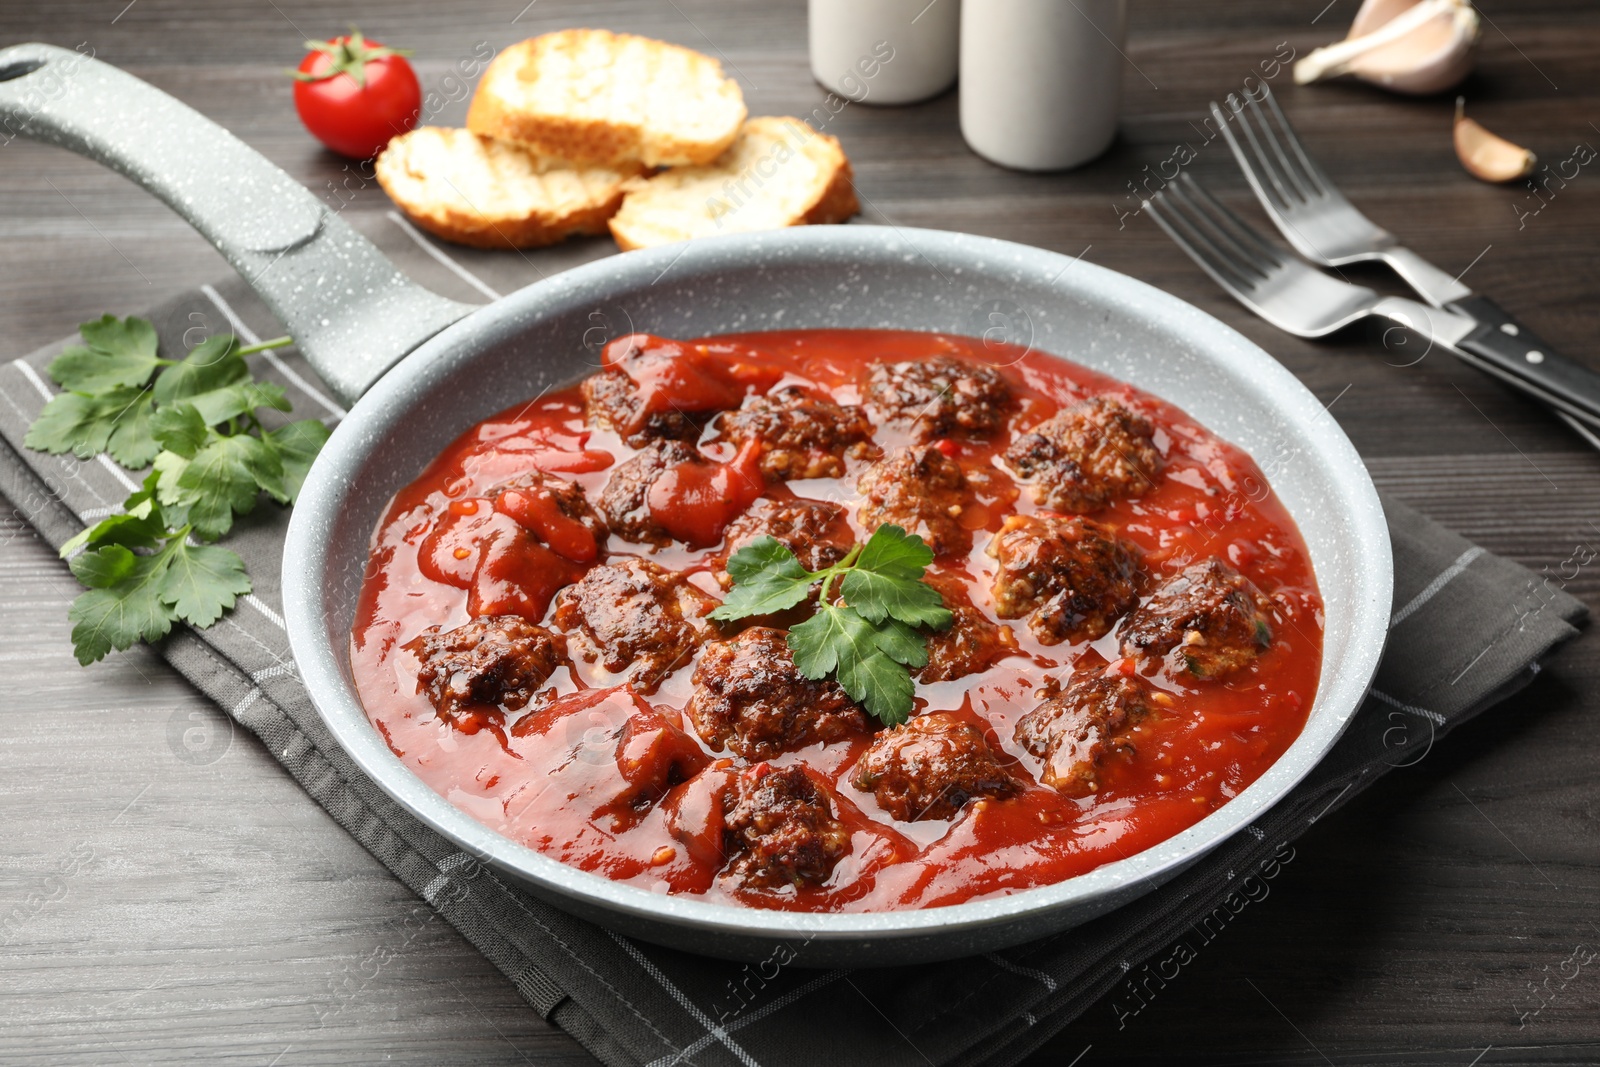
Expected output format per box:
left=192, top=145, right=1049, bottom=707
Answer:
left=291, top=29, right=420, bottom=159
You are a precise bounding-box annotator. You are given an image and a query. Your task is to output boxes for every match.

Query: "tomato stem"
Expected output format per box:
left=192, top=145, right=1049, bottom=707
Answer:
left=291, top=27, right=412, bottom=88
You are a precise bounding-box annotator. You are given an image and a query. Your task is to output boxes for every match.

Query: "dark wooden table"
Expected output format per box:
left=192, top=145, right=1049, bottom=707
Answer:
left=3, top=2, right=1597, bottom=1064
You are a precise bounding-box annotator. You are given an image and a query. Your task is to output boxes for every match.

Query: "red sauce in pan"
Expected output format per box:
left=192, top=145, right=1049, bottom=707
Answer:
left=351, top=330, right=1323, bottom=912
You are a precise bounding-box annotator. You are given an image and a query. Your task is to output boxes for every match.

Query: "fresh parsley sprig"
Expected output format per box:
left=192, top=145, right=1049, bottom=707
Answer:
left=24, top=314, right=330, bottom=664
left=58, top=470, right=253, bottom=665
left=710, top=524, right=953, bottom=726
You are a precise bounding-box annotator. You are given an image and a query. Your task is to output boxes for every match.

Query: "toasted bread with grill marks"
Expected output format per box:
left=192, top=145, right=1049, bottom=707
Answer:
left=608, top=117, right=858, bottom=251
left=374, top=126, right=641, bottom=249
left=466, top=29, right=747, bottom=169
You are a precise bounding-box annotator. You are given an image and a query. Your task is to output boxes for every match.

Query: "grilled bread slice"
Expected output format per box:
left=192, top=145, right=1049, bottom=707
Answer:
left=608, top=117, right=858, bottom=251
left=467, top=29, right=747, bottom=168
left=375, top=126, right=641, bottom=249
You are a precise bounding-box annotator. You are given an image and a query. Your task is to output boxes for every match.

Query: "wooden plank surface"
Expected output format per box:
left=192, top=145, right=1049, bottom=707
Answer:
left=1, top=1, right=1597, bottom=1064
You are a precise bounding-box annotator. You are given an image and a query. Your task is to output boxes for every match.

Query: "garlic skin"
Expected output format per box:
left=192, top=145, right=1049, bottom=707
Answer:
left=1454, top=99, right=1537, bottom=183
left=1296, top=0, right=1480, bottom=96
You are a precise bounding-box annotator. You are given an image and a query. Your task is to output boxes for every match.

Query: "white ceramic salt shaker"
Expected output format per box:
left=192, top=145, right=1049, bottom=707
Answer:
left=959, top=0, right=1129, bottom=171
left=808, top=0, right=961, bottom=105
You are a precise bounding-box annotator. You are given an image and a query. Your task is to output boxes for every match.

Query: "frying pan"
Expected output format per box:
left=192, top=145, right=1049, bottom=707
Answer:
left=0, top=43, right=1392, bottom=965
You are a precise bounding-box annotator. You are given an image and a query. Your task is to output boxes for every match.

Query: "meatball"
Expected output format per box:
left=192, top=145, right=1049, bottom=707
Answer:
left=486, top=468, right=608, bottom=562
left=552, top=558, right=717, bottom=694
left=410, top=616, right=567, bottom=721
left=856, top=446, right=976, bottom=557
left=714, top=496, right=854, bottom=587
left=987, top=514, right=1144, bottom=645
left=581, top=334, right=752, bottom=447
left=685, top=627, right=869, bottom=758
left=719, top=386, right=878, bottom=480
left=852, top=713, right=1021, bottom=822
left=1004, top=396, right=1162, bottom=513
left=1119, top=558, right=1275, bottom=679
left=865, top=355, right=1014, bottom=442
left=584, top=368, right=705, bottom=447
left=724, top=764, right=851, bottom=889
left=1015, top=670, right=1165, bottom=797
left=486, top=467, right=602, bottom=525
left=599, top=439, right=704, bottom=547
left=919, top=571, right=1016, bottom=683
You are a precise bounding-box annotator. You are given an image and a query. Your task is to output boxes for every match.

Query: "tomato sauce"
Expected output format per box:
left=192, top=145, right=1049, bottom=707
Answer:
left=351, top=330, right=1323, bottom=912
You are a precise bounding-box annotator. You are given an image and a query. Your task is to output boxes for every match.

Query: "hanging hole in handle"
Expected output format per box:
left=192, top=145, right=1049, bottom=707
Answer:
left=0, top=57, right=47, bottom=83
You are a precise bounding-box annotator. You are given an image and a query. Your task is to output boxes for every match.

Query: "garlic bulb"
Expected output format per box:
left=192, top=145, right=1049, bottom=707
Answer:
left=1454, top=98, right=1537, bottom=183
left=1295, top=0, right=1480, bottom=95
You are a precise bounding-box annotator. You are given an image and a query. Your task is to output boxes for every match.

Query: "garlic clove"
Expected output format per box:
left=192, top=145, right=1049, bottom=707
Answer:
left=1296, top=0, right=1480, bottom=96
left=1454, top=98, right=1537, bottom=183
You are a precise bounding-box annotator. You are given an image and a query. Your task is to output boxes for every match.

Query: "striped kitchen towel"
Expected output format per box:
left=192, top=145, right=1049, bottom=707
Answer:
left=0, top=212, right=1586, bottom=1067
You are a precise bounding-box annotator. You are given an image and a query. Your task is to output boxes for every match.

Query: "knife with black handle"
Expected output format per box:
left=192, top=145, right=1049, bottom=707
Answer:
left=1210, top=87, right=1600, bottom=449
left=1445, top=296, right=1600, bottom=434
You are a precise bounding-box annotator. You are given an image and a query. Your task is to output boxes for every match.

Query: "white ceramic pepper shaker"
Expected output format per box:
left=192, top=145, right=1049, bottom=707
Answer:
left=959, top=0, right=1129, bottom=171
left=808, top=0, right=961, bottom=105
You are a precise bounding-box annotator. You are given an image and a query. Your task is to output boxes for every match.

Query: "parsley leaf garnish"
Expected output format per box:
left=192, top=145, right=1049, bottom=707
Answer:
left=26, top=315, right=171, bottom=467
left=711, top=524, right=953, bottom=726
left=714, top=536, right=816, bottom=618
left=263, top=419, right=333, bottom=503
left=157, top=427, right=282, bottom=540
left=25, top=315, right=322, bottom=664
left=51, top=314, right=166, bottom=392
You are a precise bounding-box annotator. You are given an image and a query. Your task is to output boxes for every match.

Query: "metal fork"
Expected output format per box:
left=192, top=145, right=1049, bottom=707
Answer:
left=1143, top=174, right=1600, bottom=435
left=1210, top=86, right=1470, bottom=308
left=1211, top=84, right=1600, bottom=447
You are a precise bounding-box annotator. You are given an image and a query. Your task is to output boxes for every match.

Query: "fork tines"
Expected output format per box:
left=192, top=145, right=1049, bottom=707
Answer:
left=1213, top=85, right=1334, bottom=211
left=1145, top=174, right=1288, bottom=295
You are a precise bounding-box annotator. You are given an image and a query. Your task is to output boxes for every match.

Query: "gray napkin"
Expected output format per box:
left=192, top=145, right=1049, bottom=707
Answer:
left=0, top=220, right=1586, bottom=1067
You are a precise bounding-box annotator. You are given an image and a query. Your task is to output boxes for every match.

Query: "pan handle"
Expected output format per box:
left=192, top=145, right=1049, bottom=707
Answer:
left=0, top=42, right=475, bottom=406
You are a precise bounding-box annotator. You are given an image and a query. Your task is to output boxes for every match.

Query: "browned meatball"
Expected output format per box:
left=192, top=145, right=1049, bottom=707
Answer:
left=599, top=439, right=703, bottom=547
left=583, top=334, right=772, bottom=447
left=1119, top=558, right=1275, bottom=679
left=714, top=496, right=855, bottom=587
left=410, top=616, right=567, bottom=721
left=1015, top=670, right=1165, bottom=797
left=1004, top=396, right=1162, bottom=513
left=552, top=558, right=716, bottom=694
left=719, top=386, right=878, bottom=480
left=919, top=571, right=1017, bottom=683
left=486, top=467, right=600, bottom=523
left=856, top=446, right=976, bottom=557
left=987, top=514, right=1144, bottom=645
left=686, top=627, right=869, bottom=758
left=852, top=712, right=1021, bottom=821
left=486, top=468, right=609, bottom=561
left=865, top=355, right=1014, bottom=442
left=724, top=764, right=851, bottom=889
left=583, top=368, right=706, bottom=447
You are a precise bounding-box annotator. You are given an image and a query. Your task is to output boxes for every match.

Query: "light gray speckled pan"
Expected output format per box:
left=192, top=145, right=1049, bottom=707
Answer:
left=0, top=43, right=1391, bottom=965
